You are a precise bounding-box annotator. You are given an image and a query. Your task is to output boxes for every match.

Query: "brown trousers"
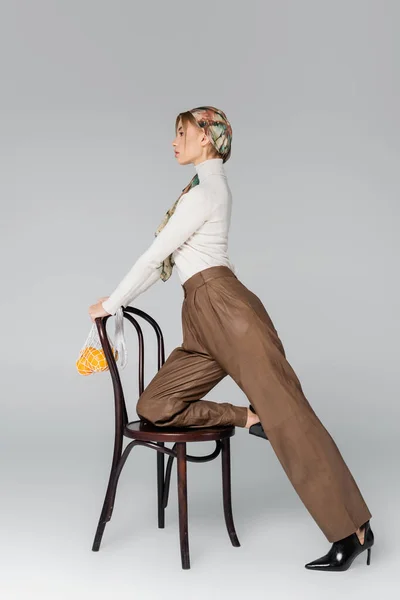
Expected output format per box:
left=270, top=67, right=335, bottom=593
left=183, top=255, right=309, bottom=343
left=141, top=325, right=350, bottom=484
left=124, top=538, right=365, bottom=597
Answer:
left=136, top=265, right=372, bottom=542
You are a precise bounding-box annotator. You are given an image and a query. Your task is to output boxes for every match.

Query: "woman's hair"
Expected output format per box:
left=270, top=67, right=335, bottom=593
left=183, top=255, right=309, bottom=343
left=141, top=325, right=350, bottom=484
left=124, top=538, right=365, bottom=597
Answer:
left=175, top=111, right=221, bottom=160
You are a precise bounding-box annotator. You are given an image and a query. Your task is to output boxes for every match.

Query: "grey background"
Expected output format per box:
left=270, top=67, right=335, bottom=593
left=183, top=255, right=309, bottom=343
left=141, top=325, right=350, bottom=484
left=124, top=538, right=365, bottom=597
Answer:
left=2, top=0, right=399, bottom=598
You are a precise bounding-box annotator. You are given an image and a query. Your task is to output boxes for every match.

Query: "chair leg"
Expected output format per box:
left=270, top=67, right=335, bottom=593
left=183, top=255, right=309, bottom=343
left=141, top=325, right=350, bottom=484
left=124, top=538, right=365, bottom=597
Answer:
left=92, top=439, right=136, bottom=551
left=221, top=437, right=240, bottom=547
left=176, top=442, right=190, bottom=569
left=162, top=448, right=176, bottom=510
left=92, top=443, right=123, bottom=551
left=157, top=442, right=165, bottom=528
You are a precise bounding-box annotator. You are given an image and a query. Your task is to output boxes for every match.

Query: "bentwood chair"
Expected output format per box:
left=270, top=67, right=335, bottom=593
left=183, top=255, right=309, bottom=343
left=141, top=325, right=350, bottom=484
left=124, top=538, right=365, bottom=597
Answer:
left=91, top=306, right=241, bottom=569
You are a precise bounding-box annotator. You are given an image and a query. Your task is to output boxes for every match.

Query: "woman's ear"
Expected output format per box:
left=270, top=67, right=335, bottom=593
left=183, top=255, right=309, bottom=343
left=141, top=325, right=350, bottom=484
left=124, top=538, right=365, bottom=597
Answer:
left=199, top=130, right=210, bottom=147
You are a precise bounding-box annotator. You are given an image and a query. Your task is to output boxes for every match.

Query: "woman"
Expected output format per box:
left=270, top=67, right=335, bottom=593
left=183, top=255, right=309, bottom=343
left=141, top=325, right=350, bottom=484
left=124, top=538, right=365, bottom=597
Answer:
left=88, top=106, right=374, bottom=571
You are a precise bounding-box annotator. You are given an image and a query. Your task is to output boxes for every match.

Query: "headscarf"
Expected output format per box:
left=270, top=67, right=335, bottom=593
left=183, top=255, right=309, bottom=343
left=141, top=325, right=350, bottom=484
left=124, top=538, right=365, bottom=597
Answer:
left=154, top=106, right=233, bottom=281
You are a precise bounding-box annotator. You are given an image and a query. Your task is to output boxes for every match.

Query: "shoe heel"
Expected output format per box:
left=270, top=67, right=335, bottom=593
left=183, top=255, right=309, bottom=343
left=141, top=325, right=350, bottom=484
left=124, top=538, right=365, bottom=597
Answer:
left=367, top=547, right=371, bottom=565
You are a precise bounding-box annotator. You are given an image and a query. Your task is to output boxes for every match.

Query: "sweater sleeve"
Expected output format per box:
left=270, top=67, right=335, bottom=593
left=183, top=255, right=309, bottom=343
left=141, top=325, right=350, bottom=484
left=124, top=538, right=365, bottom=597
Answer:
left=101, top=186, right=212, bottom=315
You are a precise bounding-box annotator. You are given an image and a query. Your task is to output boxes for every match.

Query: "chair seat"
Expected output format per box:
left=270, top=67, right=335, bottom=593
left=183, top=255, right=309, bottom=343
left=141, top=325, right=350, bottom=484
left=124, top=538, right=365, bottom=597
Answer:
left=124, top=419, right=236, bottom=442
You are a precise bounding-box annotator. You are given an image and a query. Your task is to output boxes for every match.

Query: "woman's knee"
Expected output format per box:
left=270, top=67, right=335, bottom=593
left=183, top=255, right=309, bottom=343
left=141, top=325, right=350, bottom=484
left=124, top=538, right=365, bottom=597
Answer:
left=136, top=390, right=169, bottom=424
left=136, top=391, right=154, bottom=422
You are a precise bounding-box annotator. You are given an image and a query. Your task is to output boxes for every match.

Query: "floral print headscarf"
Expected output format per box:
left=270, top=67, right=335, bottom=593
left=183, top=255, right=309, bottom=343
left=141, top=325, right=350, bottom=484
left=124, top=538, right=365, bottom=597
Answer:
left=155, top=106, right=233, bottom=281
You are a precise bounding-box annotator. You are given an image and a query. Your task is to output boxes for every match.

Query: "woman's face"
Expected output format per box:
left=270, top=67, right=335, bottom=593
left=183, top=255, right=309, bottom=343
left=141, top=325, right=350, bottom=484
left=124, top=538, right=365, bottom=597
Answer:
left=172, top=118, right=209, bottom=165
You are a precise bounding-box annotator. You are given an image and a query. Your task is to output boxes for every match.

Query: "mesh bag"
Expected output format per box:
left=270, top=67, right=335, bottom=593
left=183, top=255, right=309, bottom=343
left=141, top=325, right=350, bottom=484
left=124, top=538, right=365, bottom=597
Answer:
left=76, top=307, right=128, bottom=375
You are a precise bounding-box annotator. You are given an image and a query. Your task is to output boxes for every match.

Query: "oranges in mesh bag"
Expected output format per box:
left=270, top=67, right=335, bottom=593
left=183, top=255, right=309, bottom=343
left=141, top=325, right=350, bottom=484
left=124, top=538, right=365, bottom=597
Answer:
left=76, top=308, right=127, bottom=375
left=76, top=345, right=119, bottom=375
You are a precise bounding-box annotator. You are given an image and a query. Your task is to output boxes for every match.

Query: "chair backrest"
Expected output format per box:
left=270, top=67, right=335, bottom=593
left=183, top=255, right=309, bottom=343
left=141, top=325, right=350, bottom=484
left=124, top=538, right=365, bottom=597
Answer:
left=95, top=307, right=166, bottom=429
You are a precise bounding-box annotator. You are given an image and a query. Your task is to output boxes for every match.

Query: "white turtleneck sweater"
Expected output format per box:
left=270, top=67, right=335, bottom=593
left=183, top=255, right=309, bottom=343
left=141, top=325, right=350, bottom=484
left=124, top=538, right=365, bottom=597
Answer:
left=101, top=157, right=237, bottom=316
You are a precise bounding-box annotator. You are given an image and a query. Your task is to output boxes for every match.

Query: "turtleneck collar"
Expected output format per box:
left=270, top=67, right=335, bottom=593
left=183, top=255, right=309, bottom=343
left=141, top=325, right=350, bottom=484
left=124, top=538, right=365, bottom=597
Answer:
left=194, top=157, right=225, bottom=183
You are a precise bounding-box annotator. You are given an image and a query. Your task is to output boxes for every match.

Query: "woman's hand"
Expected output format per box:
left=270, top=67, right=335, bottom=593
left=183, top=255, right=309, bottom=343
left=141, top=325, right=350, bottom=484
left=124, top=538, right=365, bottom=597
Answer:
left=89, top=297, right=111, bottom=322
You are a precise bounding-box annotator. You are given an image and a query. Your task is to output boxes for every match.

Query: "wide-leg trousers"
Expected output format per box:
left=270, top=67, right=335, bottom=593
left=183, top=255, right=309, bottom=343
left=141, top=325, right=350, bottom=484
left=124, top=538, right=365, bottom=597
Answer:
left=136, top=265, right=372, bottom=542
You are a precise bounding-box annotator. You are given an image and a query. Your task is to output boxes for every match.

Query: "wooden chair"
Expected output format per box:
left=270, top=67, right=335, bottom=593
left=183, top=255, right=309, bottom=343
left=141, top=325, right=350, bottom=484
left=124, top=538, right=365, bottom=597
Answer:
left=91, top=306, right=241, bottom=569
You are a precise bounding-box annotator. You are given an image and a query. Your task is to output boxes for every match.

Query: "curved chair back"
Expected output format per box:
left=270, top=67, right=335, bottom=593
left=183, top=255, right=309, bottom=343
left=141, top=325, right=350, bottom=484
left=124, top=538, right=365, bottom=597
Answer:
left=94, top=307, right=166, bottom=429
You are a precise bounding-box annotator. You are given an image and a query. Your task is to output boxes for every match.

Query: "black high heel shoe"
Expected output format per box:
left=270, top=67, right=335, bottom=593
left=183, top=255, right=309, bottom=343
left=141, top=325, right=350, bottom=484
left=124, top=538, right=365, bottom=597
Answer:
left=248, top=404, right=268, bottom=440
left=305, top=520, right=374, bottom=571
